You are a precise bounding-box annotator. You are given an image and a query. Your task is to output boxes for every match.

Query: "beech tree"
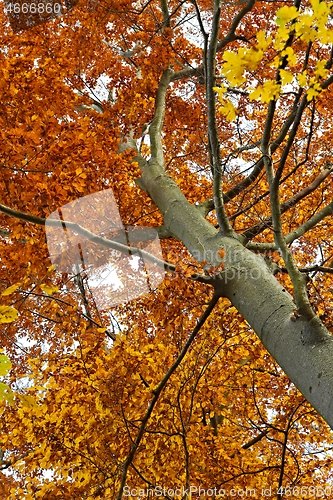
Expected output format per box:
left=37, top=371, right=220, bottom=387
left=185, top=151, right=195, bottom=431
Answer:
left=1, top=0, right=333, bottom=497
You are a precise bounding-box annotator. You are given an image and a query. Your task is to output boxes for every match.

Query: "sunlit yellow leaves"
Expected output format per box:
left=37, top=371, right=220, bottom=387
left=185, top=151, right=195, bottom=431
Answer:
left=249, top=80, right=281, bottom=103
left=222, top=34, right=270, bottom=87
left=297, top=71, right=308, bottom=88
left=274, top=26, right=291, bottom=50
left=213, top=85, right=227, bottom=99
left=40, top=284, right=59, bottom=296
left=0, top=305, right=18, bottom=323
left=256, top=30, right=272, bottom=52
left=279, top=69, right=294, bottom=86
left=306, top=81, right=323, bottom=101
left=276, top=5, right=299, bottom=27
left=300, top=15, right=317, bottom=42
left=314, top=60, right=329, bottom=80
left=218, top=3, right=332, bottom=113
left=277, top=0, right=333, bottom=44
left=276, top=1, right=332, bottom=42
left=222, top=51, right=247, bottom=86
left=218, top=29, right=278, bottom=114
left=281, top=47, right=297, bottom=67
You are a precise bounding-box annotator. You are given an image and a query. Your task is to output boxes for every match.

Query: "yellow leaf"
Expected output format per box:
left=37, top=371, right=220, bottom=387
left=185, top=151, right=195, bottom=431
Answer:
left=295, top=13, right=316, bottom=42
left=218, top=100, right=238, bottom=121
left=314, top=60, right=329, bottom=80
left=0, top=382, right=14, bottom=404
left=279, top=69, right=294, bottom=85
left=276, top=5, right=299, bottom=27
left=274, top=26, right=292, bottom=50
left=17, top=394, right=37, bottom=409
left=256, top=30, right=272, bottom=51
left=0, top=353, right=12, bottom=376
left=0, top=305, right=19, bottom=323
left=40, top=284, right=59, bottom=296
left=297, top=71, right=307, bottom=88
left=281, top=47, right=297, bottom=67
left=213, top=85, right=228, bottom=103
left=47, top=264, right=56, bottom=273
left=249, top=80, right=281, bottom=103
left=222, top=50, right=247, bottom=86
left=307, top=86, right=320, bottom=101
left=1, top=283, right=21, bottom=296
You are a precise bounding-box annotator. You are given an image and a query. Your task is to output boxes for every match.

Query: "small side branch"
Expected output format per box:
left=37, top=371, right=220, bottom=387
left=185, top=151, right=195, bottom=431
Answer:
left=285, top=201, right=333, bottom=245
left=224, top=102, right=300, bottom=203
left=170, top=0, right=256, bottom=84
left=149, top=68, right=172, bottom=165
left=265, top=156, right=315, bottom=321
left=216, top=0, right=256, bottom=52
left=206, top=0, right=234, bottom=235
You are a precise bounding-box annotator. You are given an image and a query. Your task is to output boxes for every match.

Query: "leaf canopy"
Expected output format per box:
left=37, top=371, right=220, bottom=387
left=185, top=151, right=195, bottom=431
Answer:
left=0, top=0, right=333, bottom=498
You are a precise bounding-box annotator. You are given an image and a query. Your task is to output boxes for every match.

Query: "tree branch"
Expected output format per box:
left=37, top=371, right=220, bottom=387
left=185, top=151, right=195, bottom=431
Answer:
left=160, top=0, right=171, bottom=27
left=207, top=0, right=234, bottom=235
left=242, top=162, right=333, bottom=240
left=0, top=203, right=176, bottom=273
left=285, top=201, right=333, bottom=245
left=223, top=100, right=300, bottom=203
left=170, top=0, right=256, bottom=84
left=149, top=68, right=172, bottom=165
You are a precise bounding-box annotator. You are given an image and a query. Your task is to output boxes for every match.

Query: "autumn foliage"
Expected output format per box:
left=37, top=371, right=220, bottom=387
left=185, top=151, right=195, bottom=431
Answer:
left=1, top=0, right=333, bottom=498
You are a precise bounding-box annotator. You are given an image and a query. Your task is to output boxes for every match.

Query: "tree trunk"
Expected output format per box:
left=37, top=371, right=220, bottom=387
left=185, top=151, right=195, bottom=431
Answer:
left=138, top=155, right=333, bottom=429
